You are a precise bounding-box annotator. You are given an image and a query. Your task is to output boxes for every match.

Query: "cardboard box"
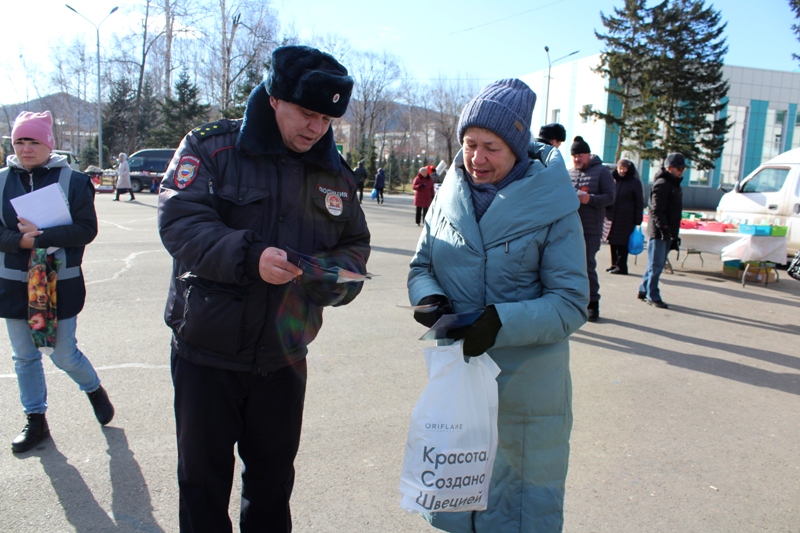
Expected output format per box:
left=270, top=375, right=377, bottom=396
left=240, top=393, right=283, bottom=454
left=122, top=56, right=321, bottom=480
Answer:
left=743, top=267, right=778, bottom=284
left=721, top=265, right=778, bottom=283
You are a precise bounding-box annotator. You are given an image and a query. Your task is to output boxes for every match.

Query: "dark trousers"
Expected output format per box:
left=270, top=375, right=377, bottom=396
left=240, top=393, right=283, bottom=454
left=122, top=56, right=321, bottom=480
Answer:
left=415, top=206, right=428, bottom=225
left=584, top=233, right=601, bottom=302
left=356, top=183, right=364, bottom=202
left=610, top=244, right=630, bottom=273
left=376, top=187, right=384, bottom=204
left=172, top=351, right=308, bottom=533
left=115, top=188, right=135, bottom=200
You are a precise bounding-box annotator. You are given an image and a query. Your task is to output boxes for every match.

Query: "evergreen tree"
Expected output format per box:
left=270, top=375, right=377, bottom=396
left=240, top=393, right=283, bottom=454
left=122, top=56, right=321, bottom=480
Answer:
left=151, top=70, right=210, bottom=148
left=642, top=0, right=730, bottom=169
left=221, top=65, right=264, bottom=119
left=589, top=0, right=663, bottom=160
left=136, top=80, right=162, bottom=150
left=102, top=78, right=135, bottom=165
left=80, top=138, right=99, bottom=168
left=790, top=0, right=800, bottom=64
left=388, top=148, right=401, bottom=191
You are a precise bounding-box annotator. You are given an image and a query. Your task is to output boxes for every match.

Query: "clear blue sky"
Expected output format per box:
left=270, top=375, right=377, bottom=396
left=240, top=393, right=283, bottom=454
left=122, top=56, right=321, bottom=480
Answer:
left=2, top=0, right=798, bottom=106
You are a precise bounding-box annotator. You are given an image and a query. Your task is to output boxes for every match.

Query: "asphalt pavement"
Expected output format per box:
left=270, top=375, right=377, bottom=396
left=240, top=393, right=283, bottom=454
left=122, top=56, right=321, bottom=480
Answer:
left=0, top=191, right=798, bottom=532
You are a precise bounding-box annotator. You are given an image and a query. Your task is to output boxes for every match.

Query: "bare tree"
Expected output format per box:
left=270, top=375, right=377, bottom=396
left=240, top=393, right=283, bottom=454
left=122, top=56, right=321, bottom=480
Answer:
left=51, top=38, right=93, bottom=153
left=209, top=0, right=279, bottom=112
left=429, top=75, right=478, bottom=163
left=348, top=50, right=401, bottom=174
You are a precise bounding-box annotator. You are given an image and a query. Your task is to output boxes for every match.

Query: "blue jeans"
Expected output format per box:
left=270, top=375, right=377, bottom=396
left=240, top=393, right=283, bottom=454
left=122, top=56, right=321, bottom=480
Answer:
left=639, top=238, right=669, bottom=302
left=7, top=316, right=101, bottom=414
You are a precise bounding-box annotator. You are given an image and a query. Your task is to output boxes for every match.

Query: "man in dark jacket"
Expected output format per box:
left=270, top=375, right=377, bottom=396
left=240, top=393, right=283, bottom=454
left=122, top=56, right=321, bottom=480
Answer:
left=568, top=136, right=615, bottom=321
left=158, top=45, right=370, bottom=532
left=0, top=110, right=114, bottom=454
left=639, top=152, right=685, bottom=309
left=353, top=160, right=367, bottom=202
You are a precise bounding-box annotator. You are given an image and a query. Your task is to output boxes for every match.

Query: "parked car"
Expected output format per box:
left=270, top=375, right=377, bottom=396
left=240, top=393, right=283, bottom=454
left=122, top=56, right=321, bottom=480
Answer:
left=53, top=150, right=81, bottom=171
left=716, top=147, right=800, bottom=256
left=127, top=148, right=176, bottom=192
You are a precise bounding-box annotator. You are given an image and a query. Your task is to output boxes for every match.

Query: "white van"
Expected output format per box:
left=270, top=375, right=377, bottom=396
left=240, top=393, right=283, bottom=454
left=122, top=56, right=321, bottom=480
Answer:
left=52, top=150, right=81, bottom=171
left=716, top=147, right=800, bottom=256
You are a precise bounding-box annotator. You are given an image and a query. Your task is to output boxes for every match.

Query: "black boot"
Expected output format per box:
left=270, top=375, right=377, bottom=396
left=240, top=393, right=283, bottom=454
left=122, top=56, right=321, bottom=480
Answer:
left=87, top=386, right=115, bottom=425
left=587, top=301, right=599, bottom=322
left=12, top=413, right=50, bottom=453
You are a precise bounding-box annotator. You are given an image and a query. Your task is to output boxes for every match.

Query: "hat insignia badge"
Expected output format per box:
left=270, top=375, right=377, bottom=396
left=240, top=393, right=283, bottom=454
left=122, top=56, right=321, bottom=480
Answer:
left=332, top=94, right=340, bottom=103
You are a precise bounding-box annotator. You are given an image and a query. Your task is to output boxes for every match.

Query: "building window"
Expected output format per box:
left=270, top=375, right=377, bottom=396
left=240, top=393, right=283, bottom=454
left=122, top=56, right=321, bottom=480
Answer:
left=551, top=109, right=560, bottom=123
left=581, top=105, right=592, bottom=123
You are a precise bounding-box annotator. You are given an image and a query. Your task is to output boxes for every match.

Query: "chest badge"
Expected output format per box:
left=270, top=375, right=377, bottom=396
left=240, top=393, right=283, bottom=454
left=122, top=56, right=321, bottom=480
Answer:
left=175, top=155, right=201, bottom=189
left=325, top=192, right=343, bottom=216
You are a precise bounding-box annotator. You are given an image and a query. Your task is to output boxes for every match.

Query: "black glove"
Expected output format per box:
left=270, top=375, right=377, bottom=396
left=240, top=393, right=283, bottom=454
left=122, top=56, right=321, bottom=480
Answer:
left=447, top=305, right=502, bottom=357
left=413, top=294, right=453, bottom=328
left=305, top=279, right=346, bottom=307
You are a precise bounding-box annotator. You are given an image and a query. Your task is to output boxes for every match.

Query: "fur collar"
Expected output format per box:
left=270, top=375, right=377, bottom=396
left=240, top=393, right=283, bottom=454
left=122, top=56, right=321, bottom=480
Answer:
left=236, top=82, right=342, bottom=175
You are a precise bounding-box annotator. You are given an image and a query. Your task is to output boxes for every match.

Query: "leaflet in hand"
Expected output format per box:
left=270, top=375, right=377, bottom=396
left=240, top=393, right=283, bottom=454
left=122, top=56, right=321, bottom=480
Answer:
left=419, top=311, right=483, bottom=341
left=10, top=183, right=72, bottom=229
left=286, top=247, right=373, bottom=283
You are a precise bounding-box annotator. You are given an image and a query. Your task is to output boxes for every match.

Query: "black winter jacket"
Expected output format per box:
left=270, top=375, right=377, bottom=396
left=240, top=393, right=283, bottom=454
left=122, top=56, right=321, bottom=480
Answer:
left=0, top=156, right=97, bottom=320
left=607, top=168, right=644, bottom=245
left=568, top=155, right=616, bottom=237
left=647, top=168, right=683, bottom=241
left=158, top=91, right=370, bottom=374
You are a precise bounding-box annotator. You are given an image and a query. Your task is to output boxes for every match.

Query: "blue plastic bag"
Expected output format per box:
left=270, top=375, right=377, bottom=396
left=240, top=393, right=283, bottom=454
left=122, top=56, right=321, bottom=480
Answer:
left=371, top=187, right=378, bottom=199
left=628, top=226, right=644, bottom=255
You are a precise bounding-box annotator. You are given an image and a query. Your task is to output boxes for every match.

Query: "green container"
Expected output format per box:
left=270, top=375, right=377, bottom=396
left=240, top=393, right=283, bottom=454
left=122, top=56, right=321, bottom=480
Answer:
left=770, top=225, right=788, bottom=236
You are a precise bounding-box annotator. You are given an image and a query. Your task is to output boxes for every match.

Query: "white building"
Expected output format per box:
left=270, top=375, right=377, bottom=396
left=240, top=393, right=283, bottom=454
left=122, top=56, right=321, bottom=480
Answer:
left=521, top=54, right=800, bottom=193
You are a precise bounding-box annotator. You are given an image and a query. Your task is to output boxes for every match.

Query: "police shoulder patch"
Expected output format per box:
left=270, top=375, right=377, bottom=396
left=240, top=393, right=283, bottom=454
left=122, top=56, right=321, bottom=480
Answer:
left=175, top=155, right=201, bottom=189
left=190, top=119, right=240, bottom=140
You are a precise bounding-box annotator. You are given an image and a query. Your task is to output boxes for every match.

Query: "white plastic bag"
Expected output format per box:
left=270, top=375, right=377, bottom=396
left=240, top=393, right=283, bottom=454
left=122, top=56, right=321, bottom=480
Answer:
left=399, top=341, right=501, bottom=514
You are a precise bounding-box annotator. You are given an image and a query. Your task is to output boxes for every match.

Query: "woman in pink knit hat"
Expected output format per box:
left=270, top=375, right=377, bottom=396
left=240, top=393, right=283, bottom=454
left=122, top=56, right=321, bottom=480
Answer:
left=0, top=110, right=114, bottom=453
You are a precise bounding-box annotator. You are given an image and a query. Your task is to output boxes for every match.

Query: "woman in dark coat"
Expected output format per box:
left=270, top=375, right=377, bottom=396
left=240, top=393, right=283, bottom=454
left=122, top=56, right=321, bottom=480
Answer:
left=606, top=159, right=644, bottom=274
left=412, top=166, right=435, bottom=225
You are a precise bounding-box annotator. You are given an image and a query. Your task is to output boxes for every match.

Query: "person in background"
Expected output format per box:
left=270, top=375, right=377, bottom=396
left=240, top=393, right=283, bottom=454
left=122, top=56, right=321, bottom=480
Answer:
left=568, top=135, right=615, bottom=322
left=353, top=160, right=367, bottom=202
left=158, top=45, right=370, bottom=532
left=0, top=110, right=114, bottom=454
left=536, top=122, right=567, bottom=148
left=639, top=152, right=685, bottom=309
left=606, top=159, right=644, bottom=275
left=412, top=166, right=434, bottom=225
left=374, top=166, right=386, bottom=204
left=408, top=78, right=588, bottom=532
left=113, top=152, right=135, bottom=201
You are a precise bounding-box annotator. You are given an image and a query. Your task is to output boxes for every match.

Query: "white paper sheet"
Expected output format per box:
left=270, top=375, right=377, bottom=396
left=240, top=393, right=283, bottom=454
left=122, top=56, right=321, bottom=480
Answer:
left=10, top=184, right=72, bottom=229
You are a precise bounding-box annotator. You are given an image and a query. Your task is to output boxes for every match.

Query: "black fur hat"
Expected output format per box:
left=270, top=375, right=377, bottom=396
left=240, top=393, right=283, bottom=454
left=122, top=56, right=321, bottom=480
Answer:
left=538, top=123, right=566, bottom=142
left=266, top=45, right=354, bottom=118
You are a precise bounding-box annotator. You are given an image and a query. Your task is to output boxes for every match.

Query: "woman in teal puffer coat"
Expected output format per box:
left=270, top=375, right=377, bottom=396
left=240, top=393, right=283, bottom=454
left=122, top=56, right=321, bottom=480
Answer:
left=408, top=79, right=589, bottom=532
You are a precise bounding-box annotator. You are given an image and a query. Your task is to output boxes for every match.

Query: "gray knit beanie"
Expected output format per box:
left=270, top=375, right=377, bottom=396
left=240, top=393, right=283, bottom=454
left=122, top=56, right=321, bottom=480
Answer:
left=457, top=78, right=536, bottom=162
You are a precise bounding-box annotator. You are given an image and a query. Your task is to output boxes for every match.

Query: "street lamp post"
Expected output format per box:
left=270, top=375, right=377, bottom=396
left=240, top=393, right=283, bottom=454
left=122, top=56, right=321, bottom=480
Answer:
left=66, top=4, right=118, bottom=169
left=544, top=46, right=579, bottom=124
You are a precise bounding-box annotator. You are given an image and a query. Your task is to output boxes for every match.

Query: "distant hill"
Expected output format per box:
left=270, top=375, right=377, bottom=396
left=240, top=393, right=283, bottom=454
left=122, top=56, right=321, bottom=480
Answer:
left=1, top=93, right=97, bottom=154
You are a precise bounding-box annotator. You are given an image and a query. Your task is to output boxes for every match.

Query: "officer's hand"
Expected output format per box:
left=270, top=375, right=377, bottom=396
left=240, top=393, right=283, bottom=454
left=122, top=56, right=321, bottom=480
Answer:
left=413, top=294, right=453, bottom=328
left=259, top=247, right=303, bottom=285
left=447, top=305, right=502, bottom=357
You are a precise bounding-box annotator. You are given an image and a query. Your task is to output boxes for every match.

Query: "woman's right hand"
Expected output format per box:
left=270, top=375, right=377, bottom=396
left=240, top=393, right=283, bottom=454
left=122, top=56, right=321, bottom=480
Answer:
left=413, top=294, right=453, bottom=328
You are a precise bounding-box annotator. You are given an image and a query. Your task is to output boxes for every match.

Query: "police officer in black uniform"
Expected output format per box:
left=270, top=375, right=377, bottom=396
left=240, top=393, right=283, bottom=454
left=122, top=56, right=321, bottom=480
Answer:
left=158, top=45, right=370, bottom=532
